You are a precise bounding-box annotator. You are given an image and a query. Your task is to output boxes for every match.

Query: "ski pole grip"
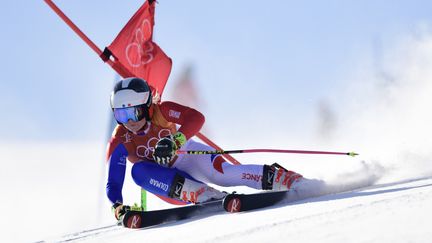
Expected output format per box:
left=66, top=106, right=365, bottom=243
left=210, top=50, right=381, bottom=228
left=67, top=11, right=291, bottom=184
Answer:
left=176, top=150, right=225, bottom=155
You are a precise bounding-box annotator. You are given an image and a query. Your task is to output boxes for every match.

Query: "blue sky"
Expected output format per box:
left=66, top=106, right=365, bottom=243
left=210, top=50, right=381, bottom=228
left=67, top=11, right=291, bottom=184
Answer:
left=1, top=0, right=432, bottom=143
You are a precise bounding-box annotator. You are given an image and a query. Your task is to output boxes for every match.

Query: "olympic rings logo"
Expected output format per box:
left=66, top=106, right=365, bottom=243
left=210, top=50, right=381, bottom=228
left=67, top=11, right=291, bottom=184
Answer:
left=125, top=19, right=154, bottom=68
left=136, top=129, right=173, bottom=160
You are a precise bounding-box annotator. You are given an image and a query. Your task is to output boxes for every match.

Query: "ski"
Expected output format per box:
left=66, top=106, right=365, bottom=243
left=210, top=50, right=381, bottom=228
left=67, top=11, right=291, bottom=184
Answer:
left=120, top=199, right=224, bottom=228
left=120, top=190, right=290, bottom=228
left=223, top=191, right=288, bottom=213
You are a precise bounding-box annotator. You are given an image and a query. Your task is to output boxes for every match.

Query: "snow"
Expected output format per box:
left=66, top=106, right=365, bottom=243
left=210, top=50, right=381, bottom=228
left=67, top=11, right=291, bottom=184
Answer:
left=0, top=142, right=113, bottom=243
left=4, top=137, right=431, bottom=243
left=46, top=177, right=432, bottom=243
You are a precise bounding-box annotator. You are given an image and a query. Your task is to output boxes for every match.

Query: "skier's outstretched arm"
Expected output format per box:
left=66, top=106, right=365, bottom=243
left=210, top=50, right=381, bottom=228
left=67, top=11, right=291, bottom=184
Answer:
left=106, top=141, right=128, bottom=219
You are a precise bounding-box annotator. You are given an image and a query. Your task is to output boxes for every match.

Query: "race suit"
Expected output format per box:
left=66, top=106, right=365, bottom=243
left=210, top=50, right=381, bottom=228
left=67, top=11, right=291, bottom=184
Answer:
left=106, top=101, right=267, bottom=205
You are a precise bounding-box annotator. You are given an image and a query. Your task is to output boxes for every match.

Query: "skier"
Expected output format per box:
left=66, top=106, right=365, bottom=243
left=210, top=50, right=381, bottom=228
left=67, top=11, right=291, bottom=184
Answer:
left=107, top=77, right=304, bottom=220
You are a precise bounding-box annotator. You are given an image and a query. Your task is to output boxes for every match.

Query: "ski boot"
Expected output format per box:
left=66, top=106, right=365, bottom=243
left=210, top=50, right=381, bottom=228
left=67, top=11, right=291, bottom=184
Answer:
left=262, top=163, right=303, bottom=191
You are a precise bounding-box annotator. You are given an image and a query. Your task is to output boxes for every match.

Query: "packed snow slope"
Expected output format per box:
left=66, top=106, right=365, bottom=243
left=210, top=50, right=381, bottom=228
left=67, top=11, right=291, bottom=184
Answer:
left=51, top=177, right=432, bottom=243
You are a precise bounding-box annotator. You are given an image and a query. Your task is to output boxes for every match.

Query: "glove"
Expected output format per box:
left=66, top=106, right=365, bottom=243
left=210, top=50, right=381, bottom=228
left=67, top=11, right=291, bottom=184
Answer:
left=112, top=202, right=130, bottom=220
left=153, top=132, right=187, bottom=166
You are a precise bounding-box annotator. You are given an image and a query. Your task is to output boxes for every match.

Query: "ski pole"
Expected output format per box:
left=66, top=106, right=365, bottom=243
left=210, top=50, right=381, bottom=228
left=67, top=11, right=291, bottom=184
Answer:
left=176, top=149, right=358, bottom=157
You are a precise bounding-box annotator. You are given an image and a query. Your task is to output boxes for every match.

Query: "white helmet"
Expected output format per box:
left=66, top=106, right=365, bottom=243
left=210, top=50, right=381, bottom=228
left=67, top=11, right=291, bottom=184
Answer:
left=110, top=77, right=153, bottom=122
left=111, top=77, right=152, bottom=109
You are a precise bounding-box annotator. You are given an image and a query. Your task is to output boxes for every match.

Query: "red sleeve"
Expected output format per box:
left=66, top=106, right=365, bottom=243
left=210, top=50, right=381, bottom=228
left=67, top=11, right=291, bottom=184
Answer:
left=105, top=125, right=125, bottom=162
left=158, top=101, right=205, bottom=139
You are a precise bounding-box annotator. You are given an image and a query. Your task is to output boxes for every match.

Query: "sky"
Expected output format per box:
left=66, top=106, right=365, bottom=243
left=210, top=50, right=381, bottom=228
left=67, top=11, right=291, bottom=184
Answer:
left=1, top=0, right=432, bottom=144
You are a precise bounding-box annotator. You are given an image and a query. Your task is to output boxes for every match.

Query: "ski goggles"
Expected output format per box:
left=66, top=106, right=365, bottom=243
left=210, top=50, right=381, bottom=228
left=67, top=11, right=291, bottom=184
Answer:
left=113, top=106, right=148, bottom=124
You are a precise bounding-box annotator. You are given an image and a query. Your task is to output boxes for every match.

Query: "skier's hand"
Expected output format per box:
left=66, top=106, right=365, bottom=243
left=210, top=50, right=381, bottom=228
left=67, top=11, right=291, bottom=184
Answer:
left=153, top=132, right=186, bottom=166
left=112, top=202, right=130, bottom=220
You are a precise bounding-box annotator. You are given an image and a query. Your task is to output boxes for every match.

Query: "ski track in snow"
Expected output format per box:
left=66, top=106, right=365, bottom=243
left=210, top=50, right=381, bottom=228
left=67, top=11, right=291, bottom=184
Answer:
left=206, top=178, right=432, bottom=243
left=46, top=176, right=432, bottom=243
